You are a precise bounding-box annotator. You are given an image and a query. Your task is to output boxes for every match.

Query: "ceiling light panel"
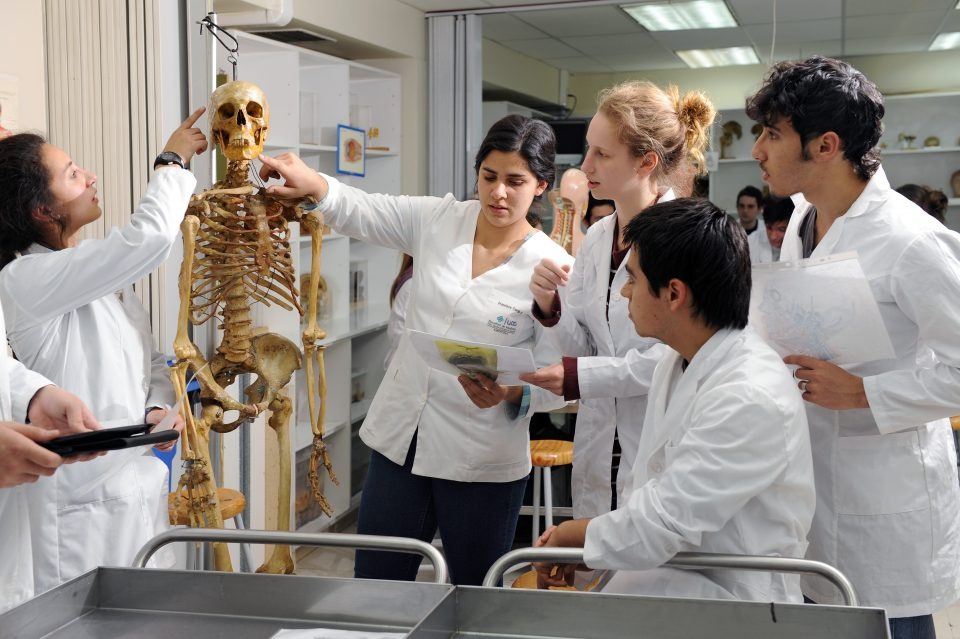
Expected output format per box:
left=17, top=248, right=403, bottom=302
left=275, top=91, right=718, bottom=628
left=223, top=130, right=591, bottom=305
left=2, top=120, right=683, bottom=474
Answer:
left=622, top=0, right=738, bottom=31
left=930, top=31, right=960, bottom=49
left=676, top=45, right=760, bottom=67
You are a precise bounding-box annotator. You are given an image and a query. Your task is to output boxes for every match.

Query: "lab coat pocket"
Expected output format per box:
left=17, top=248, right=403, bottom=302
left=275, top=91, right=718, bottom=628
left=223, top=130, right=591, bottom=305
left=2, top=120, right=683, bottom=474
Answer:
left=484, top=293, right=534, bottom=346
left=835, top=430, right=927, bottom=515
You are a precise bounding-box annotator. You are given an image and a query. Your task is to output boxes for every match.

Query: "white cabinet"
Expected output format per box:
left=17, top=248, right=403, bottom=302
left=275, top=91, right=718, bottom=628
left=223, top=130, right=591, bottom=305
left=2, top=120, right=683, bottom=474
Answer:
left=216, top=31, right=400, bottom=537
left=707, top=92, right=960, bottom=231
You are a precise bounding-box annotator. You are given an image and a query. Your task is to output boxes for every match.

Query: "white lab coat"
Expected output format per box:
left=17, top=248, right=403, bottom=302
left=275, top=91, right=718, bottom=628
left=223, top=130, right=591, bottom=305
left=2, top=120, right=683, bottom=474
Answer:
left=546, top=193, right=673, bottom=519
left=747, top=223, right=775, bottom=264
left=383, top=277, right=411, bottom=370
left=0, top=307, right=51, bottom=613
left=0, top=168, right=196, bottom=593
left=318, top=174, right=572, bottom=482
left=781, top=166, right=960, bottom=617
left=585, top=328, right=815, bottom=602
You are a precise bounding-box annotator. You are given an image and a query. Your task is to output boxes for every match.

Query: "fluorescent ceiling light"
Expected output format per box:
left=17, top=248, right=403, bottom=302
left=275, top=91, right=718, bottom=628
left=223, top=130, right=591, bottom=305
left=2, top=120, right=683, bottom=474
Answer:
left=930, top=32, right=960, bottom=50
left=676, top=46, right=760, bottom=68
left=622, top=0, right=737, bottom=31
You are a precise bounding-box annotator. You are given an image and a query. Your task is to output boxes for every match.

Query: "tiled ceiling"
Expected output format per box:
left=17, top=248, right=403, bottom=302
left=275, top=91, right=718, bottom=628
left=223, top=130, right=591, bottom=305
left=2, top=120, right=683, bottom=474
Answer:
left=399, top=0, right=960, bottom=74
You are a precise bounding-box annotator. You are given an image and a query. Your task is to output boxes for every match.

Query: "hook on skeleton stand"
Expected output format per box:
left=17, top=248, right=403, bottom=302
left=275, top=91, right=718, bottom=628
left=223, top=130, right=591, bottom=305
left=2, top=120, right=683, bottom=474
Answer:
left=198, top=12, right=240, bottom=81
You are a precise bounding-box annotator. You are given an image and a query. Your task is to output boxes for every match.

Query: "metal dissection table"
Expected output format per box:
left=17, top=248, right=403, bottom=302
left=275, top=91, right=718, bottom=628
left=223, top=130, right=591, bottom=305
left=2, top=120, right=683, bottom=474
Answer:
left=0, top=530, right=890, bottom=639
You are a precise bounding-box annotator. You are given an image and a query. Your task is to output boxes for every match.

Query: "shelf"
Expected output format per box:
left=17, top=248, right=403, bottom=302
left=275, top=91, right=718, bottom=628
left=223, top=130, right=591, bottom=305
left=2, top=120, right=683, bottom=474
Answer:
left=297, top=144, right=397, bottom=158
left=881, top=146, right=960, bottom=156
left=299, top=143, right=337, bottom=153
left=350, top=398, right=372, bottom=423
left=717, top=157, right=757, bottom=164
left=311, top=302, right=390, bottom=346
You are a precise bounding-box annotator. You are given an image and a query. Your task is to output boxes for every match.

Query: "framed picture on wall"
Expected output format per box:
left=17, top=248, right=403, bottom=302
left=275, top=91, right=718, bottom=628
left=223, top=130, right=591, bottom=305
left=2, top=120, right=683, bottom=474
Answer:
left=336, top=123, right=365, bottom=177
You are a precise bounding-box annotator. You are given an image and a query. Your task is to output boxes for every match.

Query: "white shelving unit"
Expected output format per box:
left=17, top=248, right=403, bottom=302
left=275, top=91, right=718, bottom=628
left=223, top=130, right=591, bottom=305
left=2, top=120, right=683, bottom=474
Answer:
left=216, top=31, right=400, bottom=540
left=708, top=91, right=960, bottom=232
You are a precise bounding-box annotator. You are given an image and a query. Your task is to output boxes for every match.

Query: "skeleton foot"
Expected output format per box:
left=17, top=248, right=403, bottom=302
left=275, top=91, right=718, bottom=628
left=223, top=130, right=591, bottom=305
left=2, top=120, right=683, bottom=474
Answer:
left=309, top=435, right=339, bottom=517
left=256, top=546, right=296, bottom=575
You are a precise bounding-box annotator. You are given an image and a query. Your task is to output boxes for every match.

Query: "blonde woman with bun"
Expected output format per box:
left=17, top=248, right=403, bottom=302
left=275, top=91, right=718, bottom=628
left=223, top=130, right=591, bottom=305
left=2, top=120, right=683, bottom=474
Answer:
left=521, top=81, right=715, bottom=521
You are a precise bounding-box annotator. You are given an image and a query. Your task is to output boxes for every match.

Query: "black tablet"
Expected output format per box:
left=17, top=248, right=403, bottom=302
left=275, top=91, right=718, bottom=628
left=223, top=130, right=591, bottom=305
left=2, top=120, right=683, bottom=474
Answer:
left=40, top=423, right=179, bottom=457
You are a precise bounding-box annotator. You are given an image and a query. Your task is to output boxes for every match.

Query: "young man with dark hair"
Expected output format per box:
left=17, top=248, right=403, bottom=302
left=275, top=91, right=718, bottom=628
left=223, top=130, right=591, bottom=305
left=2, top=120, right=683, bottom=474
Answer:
left=736, top=185, right=764, bottom=235
left=749, top=196, right=793, bottom=263
left=749, top=56, right=960, bottom=638
left=535, top=197, right=814, bottom=603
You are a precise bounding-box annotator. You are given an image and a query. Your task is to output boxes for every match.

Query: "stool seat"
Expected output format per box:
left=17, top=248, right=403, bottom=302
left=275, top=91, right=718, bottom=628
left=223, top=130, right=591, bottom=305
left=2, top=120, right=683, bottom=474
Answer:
left=168, top=487, right=246, bottom=526
left=511, top=568, right=600, bottom=591
left=530, top=439, right=573, bottom=467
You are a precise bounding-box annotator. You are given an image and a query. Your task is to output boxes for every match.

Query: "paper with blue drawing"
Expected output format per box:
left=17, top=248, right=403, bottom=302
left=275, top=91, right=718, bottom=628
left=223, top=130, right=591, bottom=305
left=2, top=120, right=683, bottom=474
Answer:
left=749, top=252, right=895, bottom=365
left=408, top=329, right=536, bottom=385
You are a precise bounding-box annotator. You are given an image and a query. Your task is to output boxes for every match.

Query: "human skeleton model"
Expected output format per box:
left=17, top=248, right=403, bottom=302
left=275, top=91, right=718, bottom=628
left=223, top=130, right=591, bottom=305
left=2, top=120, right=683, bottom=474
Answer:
left=170, top=81, right=336, bottom=574
left=549, top=168, right=589, bottom=256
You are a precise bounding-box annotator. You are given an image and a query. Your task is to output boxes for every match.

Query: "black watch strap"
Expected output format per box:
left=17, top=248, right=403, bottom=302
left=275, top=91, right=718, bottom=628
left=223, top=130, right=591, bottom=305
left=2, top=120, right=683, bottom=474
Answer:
left=153, top=151, right=185, bottom=170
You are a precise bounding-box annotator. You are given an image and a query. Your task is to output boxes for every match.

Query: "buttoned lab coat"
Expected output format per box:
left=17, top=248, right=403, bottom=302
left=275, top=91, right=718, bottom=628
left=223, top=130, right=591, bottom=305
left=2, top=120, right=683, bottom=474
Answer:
left=546, top=193, right=672, bottom=519
left=781, top=167, right=960, bottom=617
left=584, top=328, right=815, bottom=602
left=747, top=221, right=774, bottom=264
left=0, top=169, right=197, bottom=593
left=0, top=307, right=51, bottom=613
left=318, top=175, right=572, bottom=482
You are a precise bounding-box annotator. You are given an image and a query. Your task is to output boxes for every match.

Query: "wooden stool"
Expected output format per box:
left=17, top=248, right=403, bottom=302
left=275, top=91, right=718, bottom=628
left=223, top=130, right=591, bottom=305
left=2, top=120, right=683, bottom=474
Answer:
left=510, top=566, right=600, bottom=591
left=530, top=439, right=573, bottom=542
left=168, top=487, right=252, bottom=571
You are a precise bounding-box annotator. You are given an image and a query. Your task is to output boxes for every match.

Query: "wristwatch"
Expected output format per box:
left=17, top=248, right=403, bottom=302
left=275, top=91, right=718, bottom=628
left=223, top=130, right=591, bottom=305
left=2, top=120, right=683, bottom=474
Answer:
left=153, top=151, right=185, bottom=170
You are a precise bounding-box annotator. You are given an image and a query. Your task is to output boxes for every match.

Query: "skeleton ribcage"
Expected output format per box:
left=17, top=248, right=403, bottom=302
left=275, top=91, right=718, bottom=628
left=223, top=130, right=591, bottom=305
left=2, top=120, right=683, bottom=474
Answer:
left=188, top=199, right=303, bottom=325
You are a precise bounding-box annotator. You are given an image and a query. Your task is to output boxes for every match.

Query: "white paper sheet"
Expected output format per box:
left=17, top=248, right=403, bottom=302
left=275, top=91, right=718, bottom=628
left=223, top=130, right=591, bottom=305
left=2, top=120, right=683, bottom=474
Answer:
left=749, top=252, right=895, bottom=365
left=271, top=629, right=406, bottom=639
left=408, top=330, right=536, bottom=385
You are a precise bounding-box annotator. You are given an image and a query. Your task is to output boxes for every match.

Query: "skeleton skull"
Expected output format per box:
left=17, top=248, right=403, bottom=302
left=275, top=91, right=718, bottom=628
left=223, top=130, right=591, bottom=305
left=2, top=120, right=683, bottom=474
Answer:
left=210, top=81, right=270, bottom=161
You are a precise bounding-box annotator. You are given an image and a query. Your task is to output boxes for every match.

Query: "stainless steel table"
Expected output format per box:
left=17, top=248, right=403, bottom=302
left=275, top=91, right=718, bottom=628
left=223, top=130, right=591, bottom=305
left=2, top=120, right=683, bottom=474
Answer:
left=0, top=530, right=890, bottom=639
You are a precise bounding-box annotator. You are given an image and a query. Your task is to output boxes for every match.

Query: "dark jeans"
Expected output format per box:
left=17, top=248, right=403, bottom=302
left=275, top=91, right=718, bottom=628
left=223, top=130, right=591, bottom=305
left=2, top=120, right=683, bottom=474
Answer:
left=889, top=615, right=936, bottom=639
left=354, top=440, right=527, bottom=586
left=805, top=596, right=935, bottom=639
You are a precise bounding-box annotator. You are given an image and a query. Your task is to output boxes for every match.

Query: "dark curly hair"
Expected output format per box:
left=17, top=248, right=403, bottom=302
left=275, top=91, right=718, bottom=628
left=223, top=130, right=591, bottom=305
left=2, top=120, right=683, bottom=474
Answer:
left=0, top=133, right=58, bottom=269
left=746, top=56, right=884, bottom=181
left=474, top=115, right=556, bottom=199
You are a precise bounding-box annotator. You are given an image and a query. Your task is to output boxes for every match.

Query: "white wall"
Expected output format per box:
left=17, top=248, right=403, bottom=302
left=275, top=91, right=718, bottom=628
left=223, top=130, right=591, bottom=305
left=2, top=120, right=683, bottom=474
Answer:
left=0, top=0, right=46, bottom=132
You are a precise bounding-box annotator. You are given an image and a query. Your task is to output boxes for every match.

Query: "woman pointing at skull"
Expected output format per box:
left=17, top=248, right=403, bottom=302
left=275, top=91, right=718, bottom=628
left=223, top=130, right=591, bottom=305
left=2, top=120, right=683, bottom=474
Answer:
left=0, top=108, right=207, bottom=593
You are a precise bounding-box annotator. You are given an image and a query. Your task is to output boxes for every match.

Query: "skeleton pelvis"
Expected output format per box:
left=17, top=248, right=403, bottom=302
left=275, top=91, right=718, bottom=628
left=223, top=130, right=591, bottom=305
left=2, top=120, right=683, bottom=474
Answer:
left=208, top=332, right=303, bottom=433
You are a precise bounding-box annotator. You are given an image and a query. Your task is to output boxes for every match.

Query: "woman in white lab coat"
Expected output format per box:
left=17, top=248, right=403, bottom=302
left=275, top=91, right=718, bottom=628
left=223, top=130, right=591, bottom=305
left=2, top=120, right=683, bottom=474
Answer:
left=522, top=82, right=715, bottom=518
left=258, top=115, right=573, bottom=586
left=0, top=110, right=206, bottom=593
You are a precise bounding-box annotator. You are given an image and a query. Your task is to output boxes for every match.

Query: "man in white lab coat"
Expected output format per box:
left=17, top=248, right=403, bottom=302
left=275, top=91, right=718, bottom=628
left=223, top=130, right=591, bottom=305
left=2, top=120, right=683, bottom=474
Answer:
left=748, top=196, right=793, bottom=264
left=748, top=56, right=960, bottom=639
left=535, top=197, right=815, bottom=603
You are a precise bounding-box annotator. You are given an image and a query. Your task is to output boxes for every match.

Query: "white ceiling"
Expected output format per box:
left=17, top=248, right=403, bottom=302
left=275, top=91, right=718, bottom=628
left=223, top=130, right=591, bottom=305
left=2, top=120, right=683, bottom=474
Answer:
left=399, top=0, right=960, bottom=73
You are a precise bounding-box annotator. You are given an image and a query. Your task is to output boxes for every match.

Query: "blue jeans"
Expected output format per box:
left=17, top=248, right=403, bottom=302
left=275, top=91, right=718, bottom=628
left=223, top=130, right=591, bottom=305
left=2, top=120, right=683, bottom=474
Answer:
left=805, top=597, right=935, bottom=639
left=354, top=439, right=527, bottom=586
left=889, top=615, right=935, bottom=639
